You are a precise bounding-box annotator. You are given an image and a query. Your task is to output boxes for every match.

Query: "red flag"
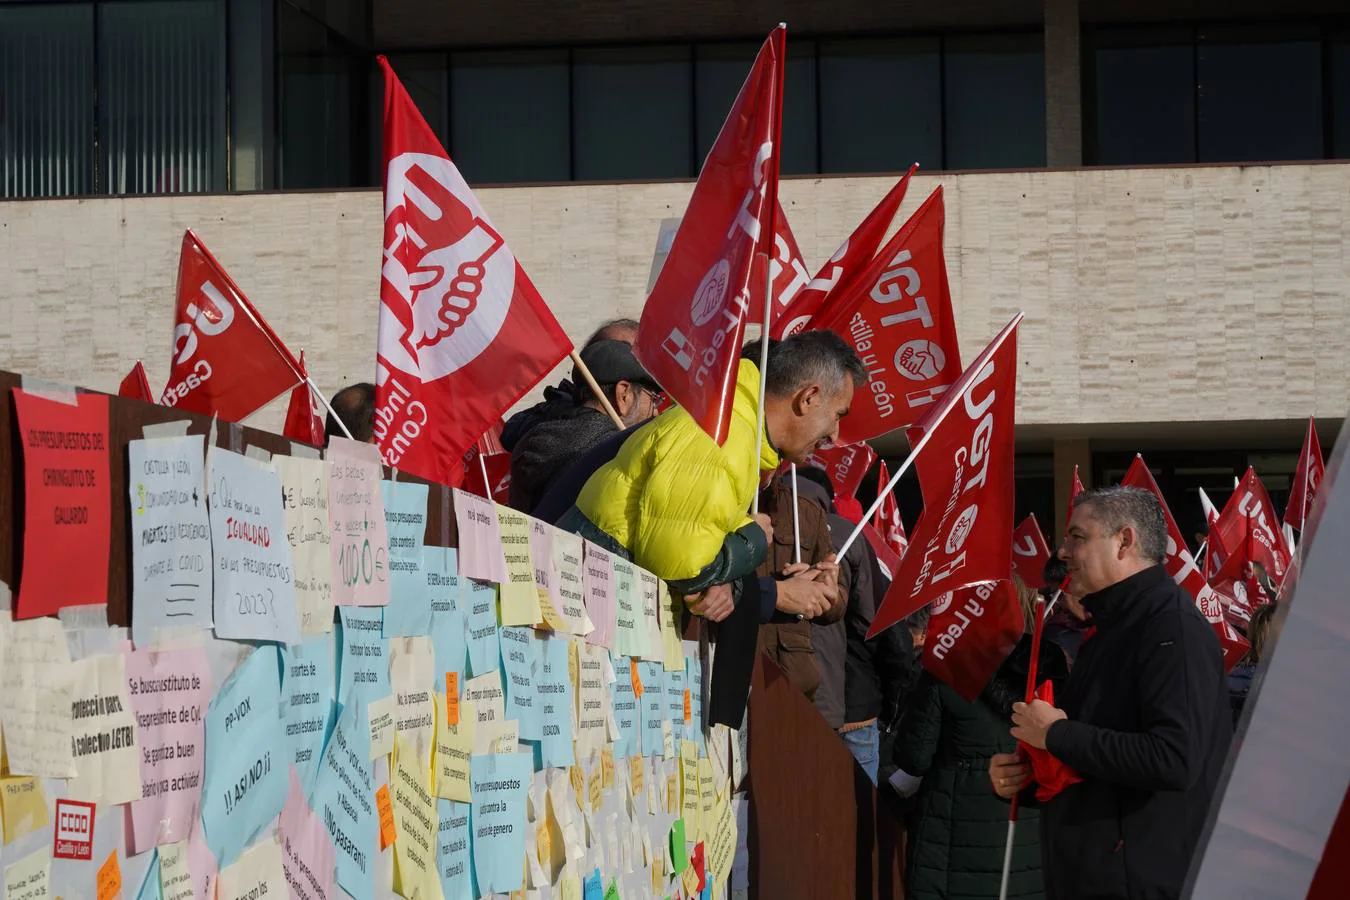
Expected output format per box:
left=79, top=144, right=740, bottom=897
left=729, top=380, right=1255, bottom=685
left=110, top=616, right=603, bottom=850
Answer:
left=806, top=441, right=876, bottom=502
left=282, top=351, right=325, bottom=446
left=1066, top=464, right=1084, bottom=531
left=868, top=315, right=1021, bottom=639
left=118, top=361, right=154, bottom=402
left=375, top=57, right=573, bottom=486
left=464, top=450, right=512, bottom=505
left=810, top=187, right=962, bottom=443
left=1212, top=467, right=1291, bottom=584
left=862, top=523, right=902, bottom=583
left=872, top=459, right=909, bottom=559
left=633, top=27, right=785, bottom=444
left=1122, top=456, right=1249, bottom=669
left=922, top=580, right=1025, bottom=702
left=748, top=205, right=811, bottom=327
left=1286, top=417, right=1325, bottom=531
left=161, top=230, right=302, bottom=421
left=1011, top=514, right=1051, bottom=589
left=773, top=165, right=917, bottom=339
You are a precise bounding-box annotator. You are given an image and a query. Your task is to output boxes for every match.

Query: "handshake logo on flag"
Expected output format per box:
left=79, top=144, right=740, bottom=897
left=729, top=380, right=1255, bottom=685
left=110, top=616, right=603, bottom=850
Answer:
left=406, top=219, right=505, bottom=352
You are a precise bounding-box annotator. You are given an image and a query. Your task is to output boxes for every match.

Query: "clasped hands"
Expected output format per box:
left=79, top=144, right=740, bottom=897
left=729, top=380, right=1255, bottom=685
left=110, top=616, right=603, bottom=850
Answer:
left=686, top=555, right=841, bottom=623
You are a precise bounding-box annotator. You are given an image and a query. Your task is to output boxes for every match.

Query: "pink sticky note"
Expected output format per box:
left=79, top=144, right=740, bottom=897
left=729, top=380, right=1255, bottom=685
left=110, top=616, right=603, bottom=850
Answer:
left=529, top=517, right=561, bottom=606
left=326, top=437, right=392, bottom=607
left=125, top=646, right=211, bottom=853
left=583, top=541, right=616, bottom=650
left=452, top=489, right=507, bottom=584
left=279, top=769, right=336, bottom=900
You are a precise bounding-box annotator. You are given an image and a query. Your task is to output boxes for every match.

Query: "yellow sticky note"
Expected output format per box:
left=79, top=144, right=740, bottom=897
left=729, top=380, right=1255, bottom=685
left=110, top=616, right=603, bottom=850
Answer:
left=495, top=505, right=542, bottom=626
left=0, top=777, right=49, bottom=845
left=587, top=766, right=603, bottom=813
left=4, top=846, right=50, bottom=900
left=391, top=736, right=444, bottom=900
left=376, top=784, right=396, bottom=850
left=96, top=850, right=122, bottom=900
left=666, top=770, right=679, bottom=814
left=436, top=696, right=474, bottom=802
left=661, top=586, right=684, bottom=672
left=569, top=764, right=586, bottom=812
left=629, top=757, right=646, bottom=799
left=707, top=790, right=737, bottom=887
left=537, top=588, right=567, bottom=632
left=681, top=863, right=700, bottom=897
left=559, top=871, right=581, bottom=900
left=680, top=741, right=701, bottom=836
left=698, top=759, right=716, bottom=842
left=601, top=748, right=615, bottom=790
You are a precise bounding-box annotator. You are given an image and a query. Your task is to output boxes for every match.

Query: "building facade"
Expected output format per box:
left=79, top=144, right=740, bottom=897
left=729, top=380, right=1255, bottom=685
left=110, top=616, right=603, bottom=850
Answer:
left=1, top=0, right=1347, bottom=533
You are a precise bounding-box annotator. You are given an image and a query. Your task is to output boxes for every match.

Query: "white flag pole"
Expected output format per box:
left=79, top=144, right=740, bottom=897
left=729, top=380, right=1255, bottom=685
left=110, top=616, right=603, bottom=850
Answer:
left=306, top=376, right=354, bottom=441
left=478, top=453, right=493, bottom=500
left=790, top=463, right=802, bottom=563
left=752, top=277, right=773, bottom=516
left=997, top=820, right=1018, bottom=900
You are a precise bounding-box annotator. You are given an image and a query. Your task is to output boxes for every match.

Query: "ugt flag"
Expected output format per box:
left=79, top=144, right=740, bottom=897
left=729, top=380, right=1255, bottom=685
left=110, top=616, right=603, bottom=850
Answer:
left=118, top=361, right=154, bottom=402
left=873, top=459, right=909, bottom=559
left=807, top=441, right=876, bottom=503
left=923, top=580, right=1025, bottom=702
left=162, top=230, right=302, bottom=421
left=634, top=26, right=785, bottom=445
left=375, top=56, right=572, bottom=485
left=1212, top=467, right=1291, bottom=584
left=1011, top=514, right=1051, bottom=590
left=868, top=314, right=1021, bottom=639
left=1286, top=417, right=1325, bottom=531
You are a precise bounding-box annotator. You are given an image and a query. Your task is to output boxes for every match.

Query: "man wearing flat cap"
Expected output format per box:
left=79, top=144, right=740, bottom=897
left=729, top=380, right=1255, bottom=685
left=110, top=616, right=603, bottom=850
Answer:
left=508, top=339, right=663, bottom=513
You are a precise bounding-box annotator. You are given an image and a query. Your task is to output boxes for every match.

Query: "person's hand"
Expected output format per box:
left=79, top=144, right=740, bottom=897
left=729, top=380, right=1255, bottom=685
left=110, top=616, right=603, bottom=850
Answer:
left=686, top=582, right=734, bottom=623
left=780, top=562, right=812, bottom=577
left=813, top=554, right=840, bottom=592
left=1010, top=699, right=1067, bottom=750
left=752, top=512, right=774, bottom=546
left=775, top=574, right=833, bottom=620
left=990, top=752, right=1031, bottom=799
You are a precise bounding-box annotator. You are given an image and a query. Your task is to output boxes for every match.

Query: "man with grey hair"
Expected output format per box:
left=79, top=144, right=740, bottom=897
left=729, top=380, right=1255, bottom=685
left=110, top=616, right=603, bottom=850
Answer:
left=989, top=485, right=1232, bottom=900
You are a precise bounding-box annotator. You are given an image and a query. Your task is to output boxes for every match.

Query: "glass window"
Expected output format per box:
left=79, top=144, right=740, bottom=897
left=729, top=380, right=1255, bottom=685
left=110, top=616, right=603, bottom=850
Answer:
left=694, top=40, right=818, bottom=176
left=573, top=46, right=693, bottom=181
left=1196, top=27, right=1322, bottom=163
left=819, top=38, right=941, bottom=174
left=1088, top=27, right=1196, bottom=165
left=1334, top=32, right=1350, bottom=159
left=100, top=0, right=227, bottom=194
left=0, top=4, right=95, bottom=198
left=944, top=33, right=1046, bottom=170
left=278, top=2, right=366, bottom=189
left=451, top=49, right=569, bottom=184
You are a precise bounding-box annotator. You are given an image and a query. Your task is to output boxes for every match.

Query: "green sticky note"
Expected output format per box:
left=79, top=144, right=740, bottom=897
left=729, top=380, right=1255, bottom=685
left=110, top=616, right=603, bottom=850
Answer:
left=603, top=879, right=620, bottom=900
left=670, top=818, right=689, bottom=873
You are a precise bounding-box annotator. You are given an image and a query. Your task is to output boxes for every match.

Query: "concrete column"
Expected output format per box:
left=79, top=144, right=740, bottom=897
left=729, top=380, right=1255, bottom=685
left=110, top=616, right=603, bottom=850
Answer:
left=1044, top=0, right=1082, bottom=167
left=1053, top=438, right=1091, bottom=535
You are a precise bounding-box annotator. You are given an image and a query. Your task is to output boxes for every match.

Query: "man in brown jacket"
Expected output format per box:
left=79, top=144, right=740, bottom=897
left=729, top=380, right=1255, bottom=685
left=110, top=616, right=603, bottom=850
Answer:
left=754, top=470, right=846, bottom=700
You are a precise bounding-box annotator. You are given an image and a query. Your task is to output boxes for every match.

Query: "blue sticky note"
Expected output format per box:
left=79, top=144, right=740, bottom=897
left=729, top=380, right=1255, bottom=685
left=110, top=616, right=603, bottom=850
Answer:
left=311, top=700, right=377, bottom=900
left=685, top=654, right=706, bottom=756
left=500, top=627, right=541, bottom=740
left=612, top=657, right=640, bottom=758
left=428, top=547, right=467, bottom=689
left=469, top=753, right=532, bottom=894
left=537, top=634, right=575, bottom=769
left=463, top=578, right=501, bottom=678
left=282, top=635, right=336, bottom=794
left=583, top=868, right=603, bottom=900
left=640, top=661, right=665, bottom=758
left=664, top=665, right=685, bottom=746
left=436, top=798, right=473, bottom=900
left=381, top=480, right=431, bottom=637
left=134, top=849, right=161, bottom=900
left=201, top=647, right=287, bottom=868
left=338, top=606, right=389, bottom=706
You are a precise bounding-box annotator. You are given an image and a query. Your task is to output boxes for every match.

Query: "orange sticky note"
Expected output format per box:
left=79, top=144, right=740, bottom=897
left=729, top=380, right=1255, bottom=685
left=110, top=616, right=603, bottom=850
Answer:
left=97, top=850, right=122, bottom=900
left=683, top=689, right=692, bottom=724
left=631, top=659, right=643, bottom=698
left=376, top=784, right=397, bottom=849
left=445, top=672, right=460, bottom=726
left=601, top=748, right=615, bottom=790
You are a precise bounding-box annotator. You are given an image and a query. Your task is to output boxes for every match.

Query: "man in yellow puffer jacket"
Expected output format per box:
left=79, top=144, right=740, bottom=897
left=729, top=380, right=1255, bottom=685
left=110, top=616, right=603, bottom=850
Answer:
left=560, top=330, right=866, bottom=600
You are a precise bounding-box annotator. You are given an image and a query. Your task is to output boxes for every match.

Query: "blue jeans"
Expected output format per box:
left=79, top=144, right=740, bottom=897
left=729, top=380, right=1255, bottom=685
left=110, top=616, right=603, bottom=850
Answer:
left=840, top=721, right=880, bottom=785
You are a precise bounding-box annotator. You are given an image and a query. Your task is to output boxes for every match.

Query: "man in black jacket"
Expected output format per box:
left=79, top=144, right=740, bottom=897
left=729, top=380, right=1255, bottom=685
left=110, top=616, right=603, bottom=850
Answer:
left=990, top=485, right=1232, bottom=900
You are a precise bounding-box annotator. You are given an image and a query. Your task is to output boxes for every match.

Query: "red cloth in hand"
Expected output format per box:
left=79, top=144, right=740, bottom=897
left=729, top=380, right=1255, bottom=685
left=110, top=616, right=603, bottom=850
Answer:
left=1023, top=681, right=1084, bottom=802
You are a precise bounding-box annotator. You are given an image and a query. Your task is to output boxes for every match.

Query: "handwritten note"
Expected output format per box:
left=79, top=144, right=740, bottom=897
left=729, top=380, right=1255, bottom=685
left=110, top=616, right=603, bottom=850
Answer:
left=66, top=653, right=142, bottom=807
left=215, top=837, right=286, bottom=900
left=435, top=800, right=471, bottom=900
left=200, top=647, right=286, bottom=868
left=279, top=771, right=335, bottom=900
left=125, top=645, right=209, bottom=851
left=390, top=736, right=442, bottom=900
left=0, top=617, right=75, bottom=777
left=426, top=548, right=466, bottom=688
left=274, top=454, right=334, bottom=636
left=281, top=637, right=335, bottom=794
left=326, top=437, right=390, bottom=607
left=637, top=569, right=663, bottom=659
left=463, top=578, right=501, bottom=678
left=536, top=634, right=575, bottom=769
left=582, top=543, right=616, bottom=650
left=381, top=480, right=430, bottom=637
left=499, top=628, right=540, bottom=741
left=157, top=842, right=194, bottom=900
left=495, top=506, right=541, bottom=626
left=612, top=559, right=644, bottom=658
left=575, top=644, right=609, bottom=757
left=529, top=518, right=566, bottom=629
left=5, top=846, right=51, bottom=900
left=660, top=585, right=684, bottom=672
left=435, top=697, right=473, bottom=803
left=0, top=777, right=49, bottom=845
left=338, top=607, right=389, bottom=706
left=311, top=700, right=376, bottom=900
left=451, top=489, right=506, bottom=584
left=469, top=754, right=531, bottom=894
left=129, top=435, right=213, bottom=646
left=550, top=530, right=593, bottom=637
left=12, top=390, right=110, bottom=618
left=390, top=636, right=436, bottom=770
left=208, top=448, right=301, bottom=645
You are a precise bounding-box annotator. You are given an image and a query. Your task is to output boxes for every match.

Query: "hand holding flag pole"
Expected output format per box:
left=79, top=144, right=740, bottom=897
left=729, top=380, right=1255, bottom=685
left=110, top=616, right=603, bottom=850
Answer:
left=305, top=376, right=354, bottom=441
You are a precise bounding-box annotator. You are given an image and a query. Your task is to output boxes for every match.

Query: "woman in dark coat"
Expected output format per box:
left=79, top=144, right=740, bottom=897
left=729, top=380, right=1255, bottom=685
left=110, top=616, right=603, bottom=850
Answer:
left=894, top=579, right=1069, bottom=900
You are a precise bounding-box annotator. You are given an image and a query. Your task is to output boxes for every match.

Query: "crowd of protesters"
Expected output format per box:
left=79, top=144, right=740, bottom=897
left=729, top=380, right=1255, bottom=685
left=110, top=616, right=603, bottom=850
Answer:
left=324, top=323, right=1286, bottom=900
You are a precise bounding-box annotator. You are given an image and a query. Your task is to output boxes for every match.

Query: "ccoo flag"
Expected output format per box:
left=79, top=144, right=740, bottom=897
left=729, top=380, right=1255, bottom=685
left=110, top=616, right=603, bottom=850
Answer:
left=375, top=56, right=573, bottom=486
left=633, top=26, right=786, bottom=445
